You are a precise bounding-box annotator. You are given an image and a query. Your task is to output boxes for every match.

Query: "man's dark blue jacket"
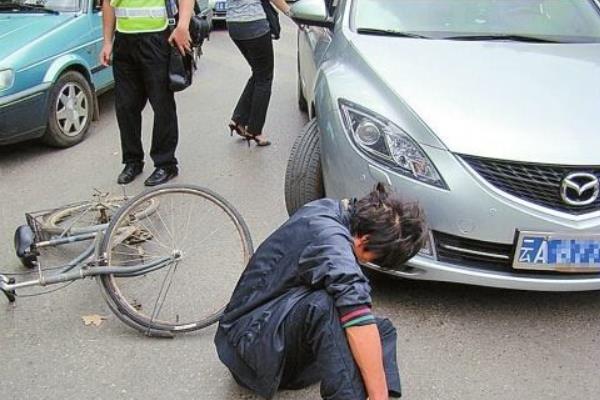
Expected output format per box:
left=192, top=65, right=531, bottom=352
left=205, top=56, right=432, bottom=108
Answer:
left=214, top=199, right=372, bottom=398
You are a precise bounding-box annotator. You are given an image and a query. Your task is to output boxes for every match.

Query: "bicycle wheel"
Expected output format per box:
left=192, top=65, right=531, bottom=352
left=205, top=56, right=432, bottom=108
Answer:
left=42, top=196, right=157, bottom=236
left=98, top=184, right=253, bottom=334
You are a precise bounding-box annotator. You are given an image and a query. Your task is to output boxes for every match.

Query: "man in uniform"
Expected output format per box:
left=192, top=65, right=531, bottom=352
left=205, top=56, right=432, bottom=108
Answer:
left=100, top=0, right=193, bottom=186
left=215, top=183, right=427, bottom=400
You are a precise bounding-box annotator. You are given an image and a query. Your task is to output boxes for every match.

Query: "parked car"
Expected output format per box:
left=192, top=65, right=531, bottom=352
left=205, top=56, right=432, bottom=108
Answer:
left=286, top=0, right=600, bottom=291
left=210, top=0, right=226, bottom=23
left=0, top=0, right=113, bottom=147
left=0, top=0, right=212, bottom=148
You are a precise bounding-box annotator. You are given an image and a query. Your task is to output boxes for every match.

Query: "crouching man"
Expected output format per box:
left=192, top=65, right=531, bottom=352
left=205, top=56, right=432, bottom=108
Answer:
left=214, top=183, right=427, bottom=400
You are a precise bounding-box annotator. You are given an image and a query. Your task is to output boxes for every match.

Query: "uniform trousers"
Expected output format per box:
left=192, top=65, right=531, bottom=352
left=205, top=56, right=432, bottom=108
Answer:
left=113, top=30, right=178, bottom=167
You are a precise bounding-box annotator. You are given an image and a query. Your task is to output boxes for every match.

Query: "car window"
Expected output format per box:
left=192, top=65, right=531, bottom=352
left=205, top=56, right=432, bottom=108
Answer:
left=354, top=0, right=600, bottom=42
left=20, top=0, right=81, bottom=12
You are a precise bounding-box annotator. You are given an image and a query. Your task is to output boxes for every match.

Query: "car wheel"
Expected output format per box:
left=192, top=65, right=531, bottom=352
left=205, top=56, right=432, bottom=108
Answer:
left=297, top=57, right=308, bottom=113
left=43, top=71, right=93, bottom=148
left=285, top=118, right=325, bottom=216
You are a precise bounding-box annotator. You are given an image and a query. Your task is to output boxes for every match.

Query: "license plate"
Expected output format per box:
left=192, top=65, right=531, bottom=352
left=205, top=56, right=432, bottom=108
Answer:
left=514, top=231, right=600, bottom=272
left=216, top=2, right=226, bottom=11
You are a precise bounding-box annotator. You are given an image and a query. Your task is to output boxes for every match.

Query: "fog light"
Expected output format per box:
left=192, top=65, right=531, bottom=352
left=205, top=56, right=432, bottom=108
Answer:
left=355, top=120, right=381, bottom=146
left=418, top=231, right=435, bottom=258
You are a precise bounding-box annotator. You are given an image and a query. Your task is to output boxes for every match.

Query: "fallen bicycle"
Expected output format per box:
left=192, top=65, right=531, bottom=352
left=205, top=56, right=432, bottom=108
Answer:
left=1, top=184, right=253, bottom=338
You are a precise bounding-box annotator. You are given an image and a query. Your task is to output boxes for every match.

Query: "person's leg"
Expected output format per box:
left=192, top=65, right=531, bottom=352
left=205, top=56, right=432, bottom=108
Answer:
left=281, top=291, right=402, bottom=399
left=243, top=33, right=274, bottom=136
left=113, top=32, right=147, bottom=165
left=139, top=31, right=178, bottom=168
left=231, top=38, right=255, bottom=127
left=376, top=318, right=402, bottom=398
left=282, top=291, right=367, bottom=400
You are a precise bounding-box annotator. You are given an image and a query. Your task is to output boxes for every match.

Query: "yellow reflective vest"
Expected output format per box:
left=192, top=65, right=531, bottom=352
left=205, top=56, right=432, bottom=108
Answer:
left=110, top=0, right=169, bottom=34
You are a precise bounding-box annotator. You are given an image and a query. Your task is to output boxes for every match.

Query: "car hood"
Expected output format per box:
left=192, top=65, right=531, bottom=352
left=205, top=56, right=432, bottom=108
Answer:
left=0, top=13, right=74, bottom=63
left=349, top=35, right=600, bottom=165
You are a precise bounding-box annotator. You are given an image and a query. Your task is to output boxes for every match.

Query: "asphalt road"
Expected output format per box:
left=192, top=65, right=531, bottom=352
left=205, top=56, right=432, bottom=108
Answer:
left=1, top=20, right=600, bottom=400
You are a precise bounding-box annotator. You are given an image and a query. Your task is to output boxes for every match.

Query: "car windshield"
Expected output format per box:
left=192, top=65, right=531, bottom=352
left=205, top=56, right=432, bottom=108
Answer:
left=0, top=0, right=80, bottom=12
left=353, top=0, right=600, bottom=43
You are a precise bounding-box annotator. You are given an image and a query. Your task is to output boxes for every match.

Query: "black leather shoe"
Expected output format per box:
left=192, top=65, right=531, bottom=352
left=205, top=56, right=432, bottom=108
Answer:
left=144, top=166, right=179, bottom=186
left=117, top=163, right=144, bottom=185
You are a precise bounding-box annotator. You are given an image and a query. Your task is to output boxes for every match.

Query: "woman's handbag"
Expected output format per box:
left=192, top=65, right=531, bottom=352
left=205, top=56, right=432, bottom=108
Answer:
left=261, top=0, right=281, bottom=40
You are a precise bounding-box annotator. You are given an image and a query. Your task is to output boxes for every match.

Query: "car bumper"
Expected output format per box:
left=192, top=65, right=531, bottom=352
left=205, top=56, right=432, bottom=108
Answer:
left=319, top=109, right=600, bottom=292
left=363, top=256, right=600, bottom=292
left=0, top=83, right=51, bottom=145
left=212, top=12, right=226, bottom=21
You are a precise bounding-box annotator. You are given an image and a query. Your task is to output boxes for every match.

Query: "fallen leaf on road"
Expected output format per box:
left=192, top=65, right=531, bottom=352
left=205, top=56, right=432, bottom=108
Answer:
left=82, top=314, right=107, bottom=327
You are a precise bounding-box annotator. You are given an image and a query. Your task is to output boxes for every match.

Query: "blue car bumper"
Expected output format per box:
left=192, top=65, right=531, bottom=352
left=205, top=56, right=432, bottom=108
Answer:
left=0, top=83, right=51, bottom=145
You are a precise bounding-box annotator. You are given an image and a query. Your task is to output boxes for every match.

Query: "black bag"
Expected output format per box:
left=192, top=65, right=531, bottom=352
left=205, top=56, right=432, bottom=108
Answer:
left=165, top=0, right=205, bottom=92
left=261, top=0, right=281, bottom=40
left=189, top=1, right=211, bottom=47
left=168, top=46, right=194, bottom=92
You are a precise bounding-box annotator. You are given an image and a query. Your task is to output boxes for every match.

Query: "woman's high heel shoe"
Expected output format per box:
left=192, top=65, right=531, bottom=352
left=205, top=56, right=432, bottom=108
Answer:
left=246, top=133, right=271, bottom=147
left=227, top=121, right=249, bottom=139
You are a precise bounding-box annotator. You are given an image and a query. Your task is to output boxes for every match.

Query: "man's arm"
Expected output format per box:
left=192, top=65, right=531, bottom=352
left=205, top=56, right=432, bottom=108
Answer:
left=100, top=0, right=115, bottom=66
left=168, top=0, right=194, bottom=55
left=346, top=325, right=388, bottom=400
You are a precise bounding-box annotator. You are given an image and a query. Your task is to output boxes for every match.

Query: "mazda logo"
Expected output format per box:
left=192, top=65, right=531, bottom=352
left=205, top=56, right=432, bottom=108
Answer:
left=560, top=172, right=600, bottom=206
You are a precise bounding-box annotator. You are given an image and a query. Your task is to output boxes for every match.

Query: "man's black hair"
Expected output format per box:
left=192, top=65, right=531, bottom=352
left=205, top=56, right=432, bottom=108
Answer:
left=349, top=182, right=427, bottom=270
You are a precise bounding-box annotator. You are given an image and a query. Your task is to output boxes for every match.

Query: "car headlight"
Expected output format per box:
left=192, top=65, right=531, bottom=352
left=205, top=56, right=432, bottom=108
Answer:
left=0, top=69, right=15, bottom=91
left=339, top=99, right=446, bottom=188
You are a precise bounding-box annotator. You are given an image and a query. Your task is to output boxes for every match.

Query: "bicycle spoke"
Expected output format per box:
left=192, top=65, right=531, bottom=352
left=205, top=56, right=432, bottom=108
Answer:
left=148, top=261, right=179, bottom=325
left=155, top=207, right=176, bottom=250
left=58, top=205, right=94, bottom=237
left=135, top=211, right=176, bottom=254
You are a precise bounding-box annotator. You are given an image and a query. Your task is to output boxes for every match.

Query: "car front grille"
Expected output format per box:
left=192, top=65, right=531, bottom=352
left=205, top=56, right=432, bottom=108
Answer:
left=434, top=231, right=513, bottom=272
left=461, top=155, right=600, bottom=215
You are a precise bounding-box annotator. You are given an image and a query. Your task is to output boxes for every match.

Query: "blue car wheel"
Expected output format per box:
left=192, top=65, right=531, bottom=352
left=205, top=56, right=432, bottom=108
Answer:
left=43, top=71, right=93, bottom=148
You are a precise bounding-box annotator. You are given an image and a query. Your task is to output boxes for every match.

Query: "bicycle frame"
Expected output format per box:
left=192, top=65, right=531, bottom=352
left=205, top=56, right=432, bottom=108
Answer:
left=1, top=224, right=177, bottom=302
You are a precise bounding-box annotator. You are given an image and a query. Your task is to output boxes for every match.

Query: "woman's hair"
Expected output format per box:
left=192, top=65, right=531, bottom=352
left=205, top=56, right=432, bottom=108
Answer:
left=349, top=182, right=427, bottom=270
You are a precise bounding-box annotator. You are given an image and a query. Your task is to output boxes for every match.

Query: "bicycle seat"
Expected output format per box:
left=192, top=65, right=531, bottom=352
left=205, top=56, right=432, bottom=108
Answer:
left=14, top=225, right=38, bottom=268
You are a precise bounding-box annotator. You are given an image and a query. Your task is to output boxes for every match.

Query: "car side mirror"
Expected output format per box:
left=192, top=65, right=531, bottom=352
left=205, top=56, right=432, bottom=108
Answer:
left=290, top=0, right=334, bottom=28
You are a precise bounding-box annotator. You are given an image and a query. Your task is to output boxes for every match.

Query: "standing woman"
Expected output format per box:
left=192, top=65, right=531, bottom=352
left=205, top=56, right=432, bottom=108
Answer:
left=226, top=0, right=291, bottom=147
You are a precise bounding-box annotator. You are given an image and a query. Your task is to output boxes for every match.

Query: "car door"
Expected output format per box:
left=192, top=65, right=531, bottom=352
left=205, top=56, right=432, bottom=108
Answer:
left=89, top=0, right=113, bottom=91
left=297, top=0, right=339, bottom=111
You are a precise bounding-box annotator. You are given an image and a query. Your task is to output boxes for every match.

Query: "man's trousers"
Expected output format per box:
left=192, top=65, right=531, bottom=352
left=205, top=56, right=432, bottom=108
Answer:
left=279, top=291, right=402, bottom=400
left=113, top=30, right=178, bottom=167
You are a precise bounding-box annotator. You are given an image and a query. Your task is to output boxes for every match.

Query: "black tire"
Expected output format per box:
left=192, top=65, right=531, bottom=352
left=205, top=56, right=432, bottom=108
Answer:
left=43, top=71, right=94, bottom=148
left=297, top=56, right=309, bottom=113
left=98, top=184, right=253, bottom=335
left=285, top=119, right=325, bottom=216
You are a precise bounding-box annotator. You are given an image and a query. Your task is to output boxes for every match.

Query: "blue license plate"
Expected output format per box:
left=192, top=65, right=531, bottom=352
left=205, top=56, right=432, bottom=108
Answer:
left=514, top=231, right=600, bottom=272
left=216, top=1, right=226, bottom=11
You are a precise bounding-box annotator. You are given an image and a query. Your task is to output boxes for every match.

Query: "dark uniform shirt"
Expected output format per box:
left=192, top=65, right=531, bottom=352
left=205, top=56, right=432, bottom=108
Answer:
left=214, top=199, right=372, bottom=398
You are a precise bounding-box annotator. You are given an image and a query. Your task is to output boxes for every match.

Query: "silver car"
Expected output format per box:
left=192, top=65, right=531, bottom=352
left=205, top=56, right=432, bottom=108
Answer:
left=286, top=0, right=600, bottom=291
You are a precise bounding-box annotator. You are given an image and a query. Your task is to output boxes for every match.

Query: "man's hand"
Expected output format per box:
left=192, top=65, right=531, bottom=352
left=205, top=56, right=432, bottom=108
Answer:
left=100, top=42, right=113, bottom=66
left=169, top=25, right=192, bottom=55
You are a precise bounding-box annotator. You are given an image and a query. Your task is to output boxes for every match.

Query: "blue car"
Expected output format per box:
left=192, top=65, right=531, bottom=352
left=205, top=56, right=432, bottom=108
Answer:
left=0, top=0, right=113, bottom=147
